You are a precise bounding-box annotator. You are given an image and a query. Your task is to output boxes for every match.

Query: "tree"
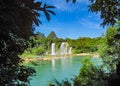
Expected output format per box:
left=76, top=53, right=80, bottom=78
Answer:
left=98, top=23, right=120, bottom=86
left=89, top=0, right=120, bottom=26
left=74, top=57, right=108, bottom=86
left=65, top=37, right=102, bottom=53
left=47, top=31, right=57, bottom=39
left=35, top=32, right=46, bottom=39
left=100, top=26, right=120, bottom=71
left=0, top=0, right=55, bottom=85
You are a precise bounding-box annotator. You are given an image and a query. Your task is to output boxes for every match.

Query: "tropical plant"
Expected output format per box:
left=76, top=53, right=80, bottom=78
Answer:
left=0, top=0, right=55, bottom=85
left=31, top=47, right=45, bottom=55
left=73, top=57, right=108, bottom=86
left=100, top=26, right=120, bottom=72
left=49, top=79, right=71, bottom=86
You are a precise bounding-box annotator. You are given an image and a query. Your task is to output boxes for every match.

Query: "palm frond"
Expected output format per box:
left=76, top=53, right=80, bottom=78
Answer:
left=44, top=11, right=50, bottom=21
left=47, top=10, right=56, bottom=16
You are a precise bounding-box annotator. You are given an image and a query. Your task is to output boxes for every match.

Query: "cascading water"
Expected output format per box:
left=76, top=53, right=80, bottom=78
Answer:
left=68, top=47, right=72, bottom=55
left=51, top=43, right=56, bottom=55
left=60, top=42, right=69, bottom=55
left=60, top=42, right=65, bottom=55
left=65, top=42, right=69, bottom=55
left=51, top=42, right=72, bottom=56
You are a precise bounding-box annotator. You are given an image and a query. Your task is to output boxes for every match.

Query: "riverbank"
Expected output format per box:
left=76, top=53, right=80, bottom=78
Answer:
left=22, top=53, right=99, bottom=63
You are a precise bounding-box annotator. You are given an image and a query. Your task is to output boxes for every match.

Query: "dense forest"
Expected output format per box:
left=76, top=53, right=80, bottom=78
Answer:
left=21, top=31, right=104, bottom=57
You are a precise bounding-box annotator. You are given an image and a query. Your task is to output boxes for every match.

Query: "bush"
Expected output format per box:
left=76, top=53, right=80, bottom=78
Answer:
left=74, top=57, right=108, bottom=86
left=31, top=47, right=45, bottom=55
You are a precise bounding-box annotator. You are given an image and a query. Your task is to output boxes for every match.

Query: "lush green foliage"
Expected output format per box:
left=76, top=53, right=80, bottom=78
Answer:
left=49, top=79, right=71, bottom=86
left=47, top=31, right=57, bottom=39
left=22, top=31, right=103, bottom=56
left=66, top=37, right=103, bottom=53
left=73, top=57, right=107, bottom=86
left=21, top=31, right=64, bottom=56
left=100, top=26, right=120, bottom=72
left=0, top=0, right=55, bottom=85
left=89, top=0, right=120, bottom=26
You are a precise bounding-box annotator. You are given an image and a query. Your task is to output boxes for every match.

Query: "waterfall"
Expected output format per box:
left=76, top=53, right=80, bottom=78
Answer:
left=60, top=42, right=65, bottom=55
left=68, top=47, right=72, bottom=55
left=60, top=42, right=69, bottom=55
left=51, top=43, right=56, bottom=55
left=51, top=42, right=72, bottom=56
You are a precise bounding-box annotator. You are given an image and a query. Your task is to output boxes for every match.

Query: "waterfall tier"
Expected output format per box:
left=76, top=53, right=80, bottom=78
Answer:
left=51, top=42, right=72, bottom=56
left=60, top=42, right=69, bottom=55
left=51, top=43, right=56, bottom=55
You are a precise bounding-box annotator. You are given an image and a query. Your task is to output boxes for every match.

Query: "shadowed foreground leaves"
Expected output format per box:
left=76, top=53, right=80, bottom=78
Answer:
left=0, top=0, right=55, bottom=85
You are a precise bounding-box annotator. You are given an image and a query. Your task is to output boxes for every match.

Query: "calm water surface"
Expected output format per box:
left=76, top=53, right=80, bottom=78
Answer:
left=29, top=56, right=101, bottom=86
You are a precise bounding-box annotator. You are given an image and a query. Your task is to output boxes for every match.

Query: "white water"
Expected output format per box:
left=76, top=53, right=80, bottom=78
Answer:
left=68, top=47, right=72, bottom=55
left=60, top=42, right=69, bottom=55
left=51, top=43, right=56, bottom=55
left=51, top=42, right=72, bottom=56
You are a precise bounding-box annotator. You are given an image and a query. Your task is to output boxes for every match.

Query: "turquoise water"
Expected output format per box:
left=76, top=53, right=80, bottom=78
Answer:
left=29, top=56, right=101, bottom=86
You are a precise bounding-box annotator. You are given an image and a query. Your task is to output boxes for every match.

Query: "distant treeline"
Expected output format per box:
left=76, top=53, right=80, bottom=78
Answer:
left=21, top=31, right=104, bottom=56
left=66, top=37, right=103, bottom=53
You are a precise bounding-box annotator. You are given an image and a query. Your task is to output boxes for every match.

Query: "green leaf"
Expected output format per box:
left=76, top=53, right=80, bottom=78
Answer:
left=44, top=11, right=50, bottom=21
left=46, top=6, right=55, bottom=8
left=47, top=10, right=56, bottom=16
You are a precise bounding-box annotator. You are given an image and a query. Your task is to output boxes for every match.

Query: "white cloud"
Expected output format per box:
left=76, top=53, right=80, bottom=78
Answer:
left=52, top=0, right=90, bottom=11
left=39, top=0, right=89, bottom=12
left=80, top=19, right=101, bottom=29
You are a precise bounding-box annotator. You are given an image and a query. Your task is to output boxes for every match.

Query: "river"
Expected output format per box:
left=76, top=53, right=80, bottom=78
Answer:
left=28, top=56, right=101, bottom=86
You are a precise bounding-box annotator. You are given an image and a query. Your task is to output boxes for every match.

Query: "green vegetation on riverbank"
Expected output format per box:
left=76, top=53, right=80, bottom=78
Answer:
left=20, top=31, right=103, bottom=58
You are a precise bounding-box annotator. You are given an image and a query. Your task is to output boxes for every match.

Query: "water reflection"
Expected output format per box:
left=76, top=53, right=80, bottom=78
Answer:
left=51, top=59, right=55, bottom=74
left=30, top=56, right=101, bottom=86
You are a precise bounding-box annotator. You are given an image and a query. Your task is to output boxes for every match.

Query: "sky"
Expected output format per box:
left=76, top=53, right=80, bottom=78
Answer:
left=35, top=0, right=107, bottom=39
